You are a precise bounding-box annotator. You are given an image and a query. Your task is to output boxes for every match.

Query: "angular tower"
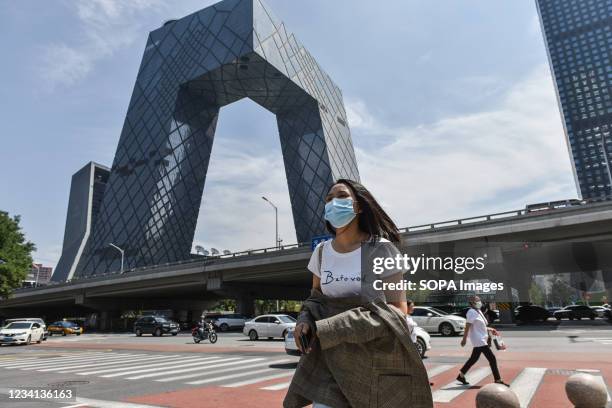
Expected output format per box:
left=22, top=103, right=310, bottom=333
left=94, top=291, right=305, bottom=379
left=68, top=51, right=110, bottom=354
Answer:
left=52, top=162, right=110, bottom=282
left=69, top=0, right=359, bottom=278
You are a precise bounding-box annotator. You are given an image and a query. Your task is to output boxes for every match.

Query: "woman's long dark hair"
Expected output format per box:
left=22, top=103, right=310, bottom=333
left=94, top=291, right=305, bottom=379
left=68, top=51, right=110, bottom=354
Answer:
left=325, top=179, right=401, bottom=243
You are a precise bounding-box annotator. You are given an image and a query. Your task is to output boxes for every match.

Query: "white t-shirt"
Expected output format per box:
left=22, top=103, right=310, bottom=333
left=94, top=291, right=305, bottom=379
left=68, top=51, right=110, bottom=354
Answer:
left=307, top=238, right=404, bottom=298
left=405, top=315, right=418, bottom=343
left=307, top=239, right=362, bottom=297
left=466, top=308, right=489, bottom=347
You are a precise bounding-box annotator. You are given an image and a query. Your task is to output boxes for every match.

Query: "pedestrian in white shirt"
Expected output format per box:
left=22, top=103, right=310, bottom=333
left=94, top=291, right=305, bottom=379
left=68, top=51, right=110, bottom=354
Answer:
left=405, top=299, right=418, bottom=343
left=456, top=296, right=508, bottom=386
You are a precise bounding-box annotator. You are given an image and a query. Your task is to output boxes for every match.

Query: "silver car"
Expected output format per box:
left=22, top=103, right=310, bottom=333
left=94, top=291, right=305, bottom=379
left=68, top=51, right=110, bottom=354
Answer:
left=411, top=306, right=466, bottom=336
left=284, top=326, right=432, bottom=358
left=243, top=314, right=296, bottom=340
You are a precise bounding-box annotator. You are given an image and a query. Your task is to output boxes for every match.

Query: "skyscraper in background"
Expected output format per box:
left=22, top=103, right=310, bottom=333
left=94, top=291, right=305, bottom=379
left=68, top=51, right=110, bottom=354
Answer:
left=537, top=0, right=612, bottom=200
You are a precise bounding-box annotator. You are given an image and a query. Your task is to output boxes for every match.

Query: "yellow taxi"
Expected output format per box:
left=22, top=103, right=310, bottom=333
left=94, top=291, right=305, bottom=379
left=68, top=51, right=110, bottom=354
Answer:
left=47, top=321, right=83, bottom=336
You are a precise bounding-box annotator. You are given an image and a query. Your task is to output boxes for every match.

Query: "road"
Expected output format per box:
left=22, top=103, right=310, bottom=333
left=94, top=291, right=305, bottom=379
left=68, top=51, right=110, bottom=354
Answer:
left=0, top=321, right=610, bottom=408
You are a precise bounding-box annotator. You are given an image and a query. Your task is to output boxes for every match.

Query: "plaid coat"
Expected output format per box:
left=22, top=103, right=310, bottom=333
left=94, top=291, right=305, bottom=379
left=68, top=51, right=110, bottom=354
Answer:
left=283, top=289, right=433, bottom=408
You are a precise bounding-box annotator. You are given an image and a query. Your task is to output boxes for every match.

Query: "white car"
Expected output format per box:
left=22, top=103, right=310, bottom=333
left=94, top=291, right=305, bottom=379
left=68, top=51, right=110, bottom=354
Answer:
left=413, top=326, right=431, bottom=357
left=3, top=318, right=47, bottom=340
left=203, top=313, right=247, bottom=332
left=0, top=321, right=45, bottom=345
left=243, top=314, right=296, bottom=340
left=284, top=326, right=432, bottom=358
left=411, top=306, right=466, bottom=336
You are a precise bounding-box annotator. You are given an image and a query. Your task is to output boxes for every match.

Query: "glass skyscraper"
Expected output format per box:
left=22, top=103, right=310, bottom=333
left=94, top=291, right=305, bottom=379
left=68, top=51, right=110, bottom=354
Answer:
left=53, top=0, right=360, bottom=280
left=537, top=0, right=612, bottom=200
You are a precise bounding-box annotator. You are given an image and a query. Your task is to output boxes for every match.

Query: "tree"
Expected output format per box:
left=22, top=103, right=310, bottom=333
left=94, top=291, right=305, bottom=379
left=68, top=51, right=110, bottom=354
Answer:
left=0, top=211, right=35, bottom=299
left=406, top=289, right=431, bottom=304
left=212, top=299, right=236, bottom=312
left=528, top=282, right=545, bottom=306
left=548, top=275, right=575, bottom=306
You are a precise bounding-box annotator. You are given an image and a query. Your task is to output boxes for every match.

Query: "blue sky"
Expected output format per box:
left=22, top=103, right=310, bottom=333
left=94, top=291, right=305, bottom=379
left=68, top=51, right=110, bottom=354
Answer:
left=0, top=0, right=577, bottom=268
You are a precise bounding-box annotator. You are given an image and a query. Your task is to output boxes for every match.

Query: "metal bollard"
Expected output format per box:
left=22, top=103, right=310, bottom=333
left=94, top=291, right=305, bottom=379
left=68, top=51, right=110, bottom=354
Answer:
left=476, top=383, right=520, bottom=408
left=565, top=372, right=608, bottom=408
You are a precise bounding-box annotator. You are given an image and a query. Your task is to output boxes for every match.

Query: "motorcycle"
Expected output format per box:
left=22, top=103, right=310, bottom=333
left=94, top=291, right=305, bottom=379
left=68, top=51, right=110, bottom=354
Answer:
left=192, top=321, right=218, bottom=344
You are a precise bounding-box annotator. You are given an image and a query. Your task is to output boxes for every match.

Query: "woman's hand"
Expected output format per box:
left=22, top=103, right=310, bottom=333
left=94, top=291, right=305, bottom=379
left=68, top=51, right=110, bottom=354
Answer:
left=294, top=322, right=315, bottom=354
left=488, top=328, right=499, bottom=336
left=460, top=338, right=467, bottom=347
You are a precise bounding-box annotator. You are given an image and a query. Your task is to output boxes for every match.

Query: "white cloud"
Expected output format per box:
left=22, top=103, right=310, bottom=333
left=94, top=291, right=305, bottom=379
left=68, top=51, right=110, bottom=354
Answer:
left=33, top=244, right=62, bottom=269
left=192, top=137, right=296, bottom=253
left=349, top=64, right=577, bottom=228
left=39, top=0, right=166, bottom=88
left=192, top=65, right=577, bottom=252
left=41, top=44, right=94, bottom=87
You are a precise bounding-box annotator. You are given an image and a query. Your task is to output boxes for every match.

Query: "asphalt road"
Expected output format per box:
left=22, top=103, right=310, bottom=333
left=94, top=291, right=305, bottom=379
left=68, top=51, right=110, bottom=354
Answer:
left=0, top=320, right=610, bottom=408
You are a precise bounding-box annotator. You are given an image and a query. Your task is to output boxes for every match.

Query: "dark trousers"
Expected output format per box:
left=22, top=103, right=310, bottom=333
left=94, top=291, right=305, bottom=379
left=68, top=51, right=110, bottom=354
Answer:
left=460, top=345, right=501, bottom=381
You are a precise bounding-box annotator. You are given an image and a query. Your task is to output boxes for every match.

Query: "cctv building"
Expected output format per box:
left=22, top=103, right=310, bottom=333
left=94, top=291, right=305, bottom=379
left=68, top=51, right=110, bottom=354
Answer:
left=537, top=0, right=612, bottom=200
left=53, top=0, right=359, bottom=282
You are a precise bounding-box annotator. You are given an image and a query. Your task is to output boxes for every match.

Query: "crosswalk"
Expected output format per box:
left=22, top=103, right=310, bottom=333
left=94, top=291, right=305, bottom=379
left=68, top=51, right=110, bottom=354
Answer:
left=0, top=351, right=610, bottom=406
left=578, top=337, right=612, bottom=345
left=0, top=351, right=295, bottom=391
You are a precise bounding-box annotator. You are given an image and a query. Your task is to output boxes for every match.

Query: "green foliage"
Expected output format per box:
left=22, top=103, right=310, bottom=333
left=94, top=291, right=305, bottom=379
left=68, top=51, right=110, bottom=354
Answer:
left=547, top=275, right=576, bottom=306
left=406, top=289, right=431, bottom=304
left=528, top=281, right=546, bottom=306
left=254, top=299, right=302, bottom=315
left=212, top=299, right=237, bottom=311
left=0, top=211, right=35, bottom=299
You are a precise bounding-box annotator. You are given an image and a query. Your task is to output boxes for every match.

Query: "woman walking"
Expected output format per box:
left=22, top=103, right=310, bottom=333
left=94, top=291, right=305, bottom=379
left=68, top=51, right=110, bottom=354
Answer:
left=283, top=179, right=433, bottom=408
left=405, top=299, right=418, bottom=343
left=456, top=296, right=508, bottom=386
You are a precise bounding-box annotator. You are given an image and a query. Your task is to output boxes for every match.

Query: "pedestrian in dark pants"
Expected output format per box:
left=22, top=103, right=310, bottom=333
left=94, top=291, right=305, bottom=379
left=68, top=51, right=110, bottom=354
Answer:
left=456, top=296, right=508, bottom=386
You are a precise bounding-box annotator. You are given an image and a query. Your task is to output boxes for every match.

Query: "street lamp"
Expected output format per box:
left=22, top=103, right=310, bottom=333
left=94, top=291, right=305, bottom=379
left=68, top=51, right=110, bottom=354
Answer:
left=32, top=263, right=40, bottom=287
left=109, top=243, right=125, bottom=273
left=261, top=196, right=279, bottom=249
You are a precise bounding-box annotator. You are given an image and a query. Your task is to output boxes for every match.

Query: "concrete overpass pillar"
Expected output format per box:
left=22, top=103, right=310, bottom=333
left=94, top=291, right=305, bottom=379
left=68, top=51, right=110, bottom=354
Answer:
left=237, top=295, right=255, bottom=317
left=97, top=310, right=122, bottom=331
left=99, top=311, right=109, bottom=331
left=498, top=278, right=515, bottom=324
left=191, top=309, right=202, bottom=323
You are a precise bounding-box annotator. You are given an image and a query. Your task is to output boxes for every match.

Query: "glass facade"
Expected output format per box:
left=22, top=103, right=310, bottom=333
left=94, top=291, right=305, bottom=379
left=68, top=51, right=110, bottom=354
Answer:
left=53, top=162, right=110, bottom=282
left=537, top=0, right=612, bottom=200
left=70, top=0, right=360, bottom=278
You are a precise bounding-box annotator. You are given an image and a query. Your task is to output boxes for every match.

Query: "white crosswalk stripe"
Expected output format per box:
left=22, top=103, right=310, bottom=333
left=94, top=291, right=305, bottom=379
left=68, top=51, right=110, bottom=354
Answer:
left=260, top=381, right=292, bottom=391
left=0, top=352, right=111, bottom=368
left=426, top=364, right=455, bottom=379
left=186, top=365, right=291, bottom=386
left=155, top=358, right=269, bottom=382
left=432, top=367, right=492, bottom=403
left=580, top=337, right=612, bottom=345
left=510, top=367, right=547, bottom=408
left=8, top=355, right=130, bottom=370
left=182, top=359, right=292, bottom=386
left=224, top=371, right=295, bottom=388
left=0, top=349, right=608, bottom=404
left=78, top=356, right=222, bottom=376
left=115, top=357, right=243, bottom=379
left=37, top=354, right=169, bottom=372
left=125, top=357, right=265, bottom=380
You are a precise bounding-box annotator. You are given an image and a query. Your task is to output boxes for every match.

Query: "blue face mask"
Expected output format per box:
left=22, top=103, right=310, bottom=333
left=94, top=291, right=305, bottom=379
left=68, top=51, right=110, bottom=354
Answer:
left=324, top=198, right=356, bottom=229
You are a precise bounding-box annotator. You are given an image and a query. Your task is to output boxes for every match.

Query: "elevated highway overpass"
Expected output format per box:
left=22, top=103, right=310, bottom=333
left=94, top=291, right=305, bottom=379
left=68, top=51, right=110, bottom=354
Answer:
left=2, top=200, right=612, bottom=327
